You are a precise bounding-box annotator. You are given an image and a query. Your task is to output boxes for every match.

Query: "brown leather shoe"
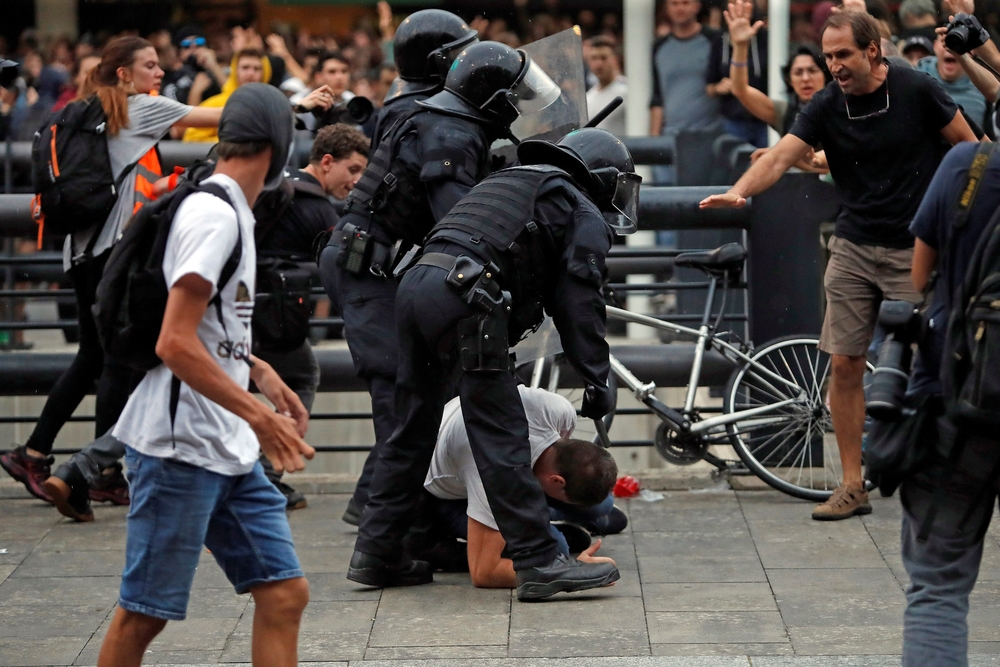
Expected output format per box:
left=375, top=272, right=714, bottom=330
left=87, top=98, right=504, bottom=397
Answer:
left=811, top=484, right=872, bottom=521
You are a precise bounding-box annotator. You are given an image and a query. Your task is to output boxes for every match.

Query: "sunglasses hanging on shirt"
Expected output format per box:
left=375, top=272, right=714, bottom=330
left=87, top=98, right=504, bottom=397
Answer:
left=845, top=69, right=889, bottom=121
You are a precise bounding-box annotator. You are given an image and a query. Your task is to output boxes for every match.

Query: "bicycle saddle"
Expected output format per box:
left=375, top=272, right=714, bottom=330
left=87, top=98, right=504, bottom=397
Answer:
left=674, top=243, right=746, bottom=276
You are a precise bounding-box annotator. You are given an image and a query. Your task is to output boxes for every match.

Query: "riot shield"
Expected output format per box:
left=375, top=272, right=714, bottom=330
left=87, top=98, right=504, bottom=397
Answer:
left=509, top=27, right=588, bottom=142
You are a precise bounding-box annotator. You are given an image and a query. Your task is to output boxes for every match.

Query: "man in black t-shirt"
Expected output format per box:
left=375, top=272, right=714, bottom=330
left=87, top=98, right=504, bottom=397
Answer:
left=254, top=123, right=369, bottom=509
left=702, top=9, right=977, bottom=521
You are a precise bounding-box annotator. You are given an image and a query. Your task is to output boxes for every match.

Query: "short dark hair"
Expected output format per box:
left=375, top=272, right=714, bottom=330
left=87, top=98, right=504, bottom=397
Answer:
left=782, top=44, right=832, bottom=94
left=318, top=50, right=350, bottom=71
left=216, top=140, right=271, bottom=159
left=822, top=11, right=883, bottom=64
left=235, top=48, right=265, bottom=62
left=553, top=438, right=618, bottom=506
left=309, top=123, right=370, bottom=164
left=589, top=35, right=618, bottom=51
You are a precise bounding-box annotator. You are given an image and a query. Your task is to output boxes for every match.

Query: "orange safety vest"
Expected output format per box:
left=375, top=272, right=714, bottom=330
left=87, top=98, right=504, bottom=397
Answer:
left=132, top=147, right=163, bottom=215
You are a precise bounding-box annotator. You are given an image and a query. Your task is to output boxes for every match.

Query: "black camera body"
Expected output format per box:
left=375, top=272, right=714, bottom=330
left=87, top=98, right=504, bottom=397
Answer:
left=866, top=300, right=924, bottom=421
left=311, top=96, right=374, bottom=129
left=0, top=59, right=19, bottom=90
left=944, top=13, right=990, bottom=55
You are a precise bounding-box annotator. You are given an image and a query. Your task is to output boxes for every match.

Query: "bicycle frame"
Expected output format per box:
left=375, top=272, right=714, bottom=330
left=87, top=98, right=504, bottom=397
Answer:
left=605, top=300, right=810, bottom=438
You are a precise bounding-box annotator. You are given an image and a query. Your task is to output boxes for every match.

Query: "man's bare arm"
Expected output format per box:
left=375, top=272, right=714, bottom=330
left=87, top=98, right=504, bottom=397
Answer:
left=466, top=518, right=516, bottom=588
left=912, top=238, right=939, bottom=293
left=699, top=133, right=812, bottom=208
left=156, top=274, right=314, bottom=472
left=649, top=106, right=664, bottom=136
left=959, top=54, right=1000, bottom=103
left=941, top=110, right=980, bottom=145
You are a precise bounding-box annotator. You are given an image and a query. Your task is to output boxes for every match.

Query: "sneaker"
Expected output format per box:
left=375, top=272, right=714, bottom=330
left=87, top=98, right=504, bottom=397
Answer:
left=811, top=483, right=872, bottom=521
left=273, top=480, right=307, bottom=510
left=342, top=497, right=362, bottom=526
left=582, top=506, right=629, bottom=536
left=553, top=523, right=592, bottom=553
left=1, top=445, right=54, bottom=502
left=43, top=464, right=94, bottom=522
left=89, top=463, right=130, bottom=506
left=515, top=553, right=620, bottom=601
left=347, top=551, right=433, bottom=587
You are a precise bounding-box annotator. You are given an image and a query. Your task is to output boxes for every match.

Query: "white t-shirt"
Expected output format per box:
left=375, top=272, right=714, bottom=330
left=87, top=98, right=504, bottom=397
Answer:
left=64, top=94, right=192, bottom=270
left=113, top=174, right=260, bottom=476
left=424, top=387, right=577, bottom=530
left=586, top=75, right=628, bottom=138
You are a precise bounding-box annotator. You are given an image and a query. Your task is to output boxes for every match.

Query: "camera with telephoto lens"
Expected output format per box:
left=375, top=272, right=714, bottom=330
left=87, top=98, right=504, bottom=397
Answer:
left=0, top=59, right=19, bottom=90
left=311, top=96, right=374, bottom=129
left=866, top=300, right=923, bottom=421
left=944, top=12, right=991, bottom=55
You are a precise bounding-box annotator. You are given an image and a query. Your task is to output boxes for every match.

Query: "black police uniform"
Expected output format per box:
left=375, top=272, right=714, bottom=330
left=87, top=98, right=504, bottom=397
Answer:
left=354, top=165, right=614, bottom=569
left=369, top=92, right=428, bottom=152
left=318, top=109, right=493, bottom=514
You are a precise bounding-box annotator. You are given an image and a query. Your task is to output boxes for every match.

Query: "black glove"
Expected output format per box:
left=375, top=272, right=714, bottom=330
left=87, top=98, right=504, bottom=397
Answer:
left=581, top=383, right=614, bottom=419
left=945, top=13, right=990, bottom=55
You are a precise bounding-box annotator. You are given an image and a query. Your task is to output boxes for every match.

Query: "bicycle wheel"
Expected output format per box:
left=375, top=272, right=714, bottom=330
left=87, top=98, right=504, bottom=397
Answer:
left=520, top=354, right=616, bottom=444
left=723, top=335, right=870, bottom=501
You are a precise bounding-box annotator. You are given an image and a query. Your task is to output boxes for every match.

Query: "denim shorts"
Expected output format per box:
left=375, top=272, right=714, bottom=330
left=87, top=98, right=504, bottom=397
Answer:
left=119, top=447, right=303, bottom=621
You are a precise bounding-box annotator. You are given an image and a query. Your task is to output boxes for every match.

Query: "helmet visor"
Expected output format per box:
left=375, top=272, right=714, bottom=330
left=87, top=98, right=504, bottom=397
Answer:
left=507, top=58, right=560, bottom=116
left=605, top=172, right=641, bottom=235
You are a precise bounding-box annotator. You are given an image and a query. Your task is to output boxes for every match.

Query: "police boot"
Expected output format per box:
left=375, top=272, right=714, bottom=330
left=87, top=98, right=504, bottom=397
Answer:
left=347, top=551, right=434, bottom=587
left=515, top=553, right=620, bottom=601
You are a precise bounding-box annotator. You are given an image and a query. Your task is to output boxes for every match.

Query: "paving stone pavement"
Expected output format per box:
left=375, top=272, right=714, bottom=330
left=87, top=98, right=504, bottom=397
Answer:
left=3, top=488, right=1000, bottom=666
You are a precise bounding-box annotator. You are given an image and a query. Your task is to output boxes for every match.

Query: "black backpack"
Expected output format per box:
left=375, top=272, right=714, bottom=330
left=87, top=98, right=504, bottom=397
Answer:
left=250, top=176, right=329, bottom=353
left=92, top=181, right=241, bottom=371
left=31, top=96, right=127, bottom=236
left=941, top=202, right=1000, bottom=434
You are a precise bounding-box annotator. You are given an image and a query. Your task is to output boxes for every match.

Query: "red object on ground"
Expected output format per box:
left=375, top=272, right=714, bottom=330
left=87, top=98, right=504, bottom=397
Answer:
left=613, top=475, right=640, bottom=498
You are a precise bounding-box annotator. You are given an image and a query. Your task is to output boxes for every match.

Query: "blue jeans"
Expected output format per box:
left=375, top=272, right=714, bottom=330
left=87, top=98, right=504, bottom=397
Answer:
left=724, top=117, right=769, bottom=148
left=119, top=448, right=303, bottom=620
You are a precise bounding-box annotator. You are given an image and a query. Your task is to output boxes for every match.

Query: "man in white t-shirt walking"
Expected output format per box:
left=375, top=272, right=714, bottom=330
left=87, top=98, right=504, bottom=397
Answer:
left=98, top=84, right=314, bottom=667
left=585, top=36, right=628, bottom=137
left=421, top=387, right=626, bottom=588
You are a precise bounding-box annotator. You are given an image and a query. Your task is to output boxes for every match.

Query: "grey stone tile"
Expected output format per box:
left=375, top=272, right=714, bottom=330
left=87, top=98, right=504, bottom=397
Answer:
left=369, top=610, right=509, bottom=647
left=184, top=588, right=250, bottom=618
left=0, top=540, right=41, bottom=566
left=785, top=625, right=903, bottom=655
left=71, top=619, right=111, bottom=665
left=354, top=657, right=752, bottom=666
left=297, top=630, right=373, bottom=661
left=147, top=617, right=239, bottom=652
left=0, top=564, right=16, bottom=583
left=12, top=548, right=126, bottom=577
left=767, top=568, right=905, bottom=627
left=191, top=557, right=236, bottom=589
left=734, top=492, right=814, bottom=520
left=234, top=600, right=377, bottom=635
left=646, top=611, right=787, bottom=644
left=642, top=583, right=777, bottom=612
left=0, top=513, right=59, bottom=541
left=0, top=636, right=89, bottom=666
left=972, top=643, right=1000, bottom=654
left=638, top=555, right=768, bottom=583
left=748, top=518, right=886, bottom=569
left=138, top=650, right=223, bottom=664
left=0, top=604, right=110, bottom=638
left=508, top=628, right=650, bottom=657
left=971, top=657, right=1000, bottom=667
left=511, top=596, right=646, bottom=632
left=752, top=658, right=902, bottom=666
left=294, top=546, right=355, bottom=574
left=34, top=522, right=127, bottom=552
left=633, top=531, right=757, bottom=557
left=0, top=575, right=121, bottom=607
left=378, top=581, right=510, bottom=616
left=650, top=642, right=792, bottom=656
left=297, top=572, right=381, bottom=602
left=363, top=645, right=508, bottom=660
left=969, top=582, right=1000, bottom=642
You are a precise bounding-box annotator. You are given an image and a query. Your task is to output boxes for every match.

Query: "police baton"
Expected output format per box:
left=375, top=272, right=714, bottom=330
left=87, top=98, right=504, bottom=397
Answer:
left=593, top=418, right=612, bottom=449
left=585, top=96, right=623, bottom=129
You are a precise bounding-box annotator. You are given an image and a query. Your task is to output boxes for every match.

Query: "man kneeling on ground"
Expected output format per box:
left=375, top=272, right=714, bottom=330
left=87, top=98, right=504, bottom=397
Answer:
left=416, top=386, right=627, bottom=587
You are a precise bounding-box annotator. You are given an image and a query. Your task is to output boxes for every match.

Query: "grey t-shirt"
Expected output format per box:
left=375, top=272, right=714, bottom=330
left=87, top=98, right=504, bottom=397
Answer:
left=650, top=29, right=722, bottom=138
left=63, top=94, right=192, bottom=269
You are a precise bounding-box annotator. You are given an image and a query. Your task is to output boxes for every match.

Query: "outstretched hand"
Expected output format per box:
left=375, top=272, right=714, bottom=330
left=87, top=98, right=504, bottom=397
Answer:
left=724, top=0, right=764, bottom=45
left=577, top=538, right=617, bottom=566
left=699, top=191, right=747, bottom=209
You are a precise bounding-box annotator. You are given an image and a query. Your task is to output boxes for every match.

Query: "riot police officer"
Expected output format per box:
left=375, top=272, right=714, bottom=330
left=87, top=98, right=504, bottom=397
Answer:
left=319, top=41, right=560, bottom=526
left=371, top=9, right=478, bottom=149
left=347, top=128, right=640, bottom=600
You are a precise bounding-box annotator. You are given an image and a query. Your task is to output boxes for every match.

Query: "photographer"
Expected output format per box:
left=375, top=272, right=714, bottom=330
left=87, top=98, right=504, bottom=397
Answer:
left=252, top=123, right=369, bottom=509
left=893, top=139, right=1000, bottom=665
left=291, top=52, right=355, bottom=133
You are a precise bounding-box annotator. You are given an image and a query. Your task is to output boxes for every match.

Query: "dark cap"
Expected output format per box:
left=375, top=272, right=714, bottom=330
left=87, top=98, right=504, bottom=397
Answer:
left=219, top=83, right=294, bottom=187
left=901, top=35, right=935, bottom=54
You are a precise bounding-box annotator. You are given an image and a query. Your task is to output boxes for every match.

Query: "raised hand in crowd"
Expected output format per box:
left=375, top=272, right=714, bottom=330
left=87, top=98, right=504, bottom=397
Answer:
left=833, top=0, right=868, bottom=14
left=296, top=84, right=337, bottom=112
left=724, top=0, right=764, bottom=45
left=378, top=1, right=396, bottom=41
left=267, top=33, right=310, bottom=84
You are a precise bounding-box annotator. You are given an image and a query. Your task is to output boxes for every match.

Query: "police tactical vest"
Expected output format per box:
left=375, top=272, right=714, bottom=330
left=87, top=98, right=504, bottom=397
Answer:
left=429, top=165, right=572, bottom=338
left=342, top=111, right=432, bottom=245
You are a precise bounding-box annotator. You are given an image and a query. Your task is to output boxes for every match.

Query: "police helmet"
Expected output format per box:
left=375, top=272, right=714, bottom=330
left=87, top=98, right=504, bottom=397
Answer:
left=517, top=128, right=641, bottom=234
left=418, top=41, right=560, bottom=131
left=386, top=10, right=478, bottom=103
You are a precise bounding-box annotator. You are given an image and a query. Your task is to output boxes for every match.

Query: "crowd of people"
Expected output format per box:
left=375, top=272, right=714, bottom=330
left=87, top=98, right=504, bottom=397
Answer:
left=3, top=0, right=1000, bottom=665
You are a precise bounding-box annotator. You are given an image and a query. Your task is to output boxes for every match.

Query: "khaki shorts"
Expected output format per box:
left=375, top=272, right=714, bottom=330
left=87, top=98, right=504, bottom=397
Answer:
left=819, top=235, right=921, bottom=357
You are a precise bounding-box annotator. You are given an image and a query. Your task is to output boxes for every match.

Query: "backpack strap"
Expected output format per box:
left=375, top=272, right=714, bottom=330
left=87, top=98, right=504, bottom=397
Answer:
left=168, top=181, right=245, bottom=449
